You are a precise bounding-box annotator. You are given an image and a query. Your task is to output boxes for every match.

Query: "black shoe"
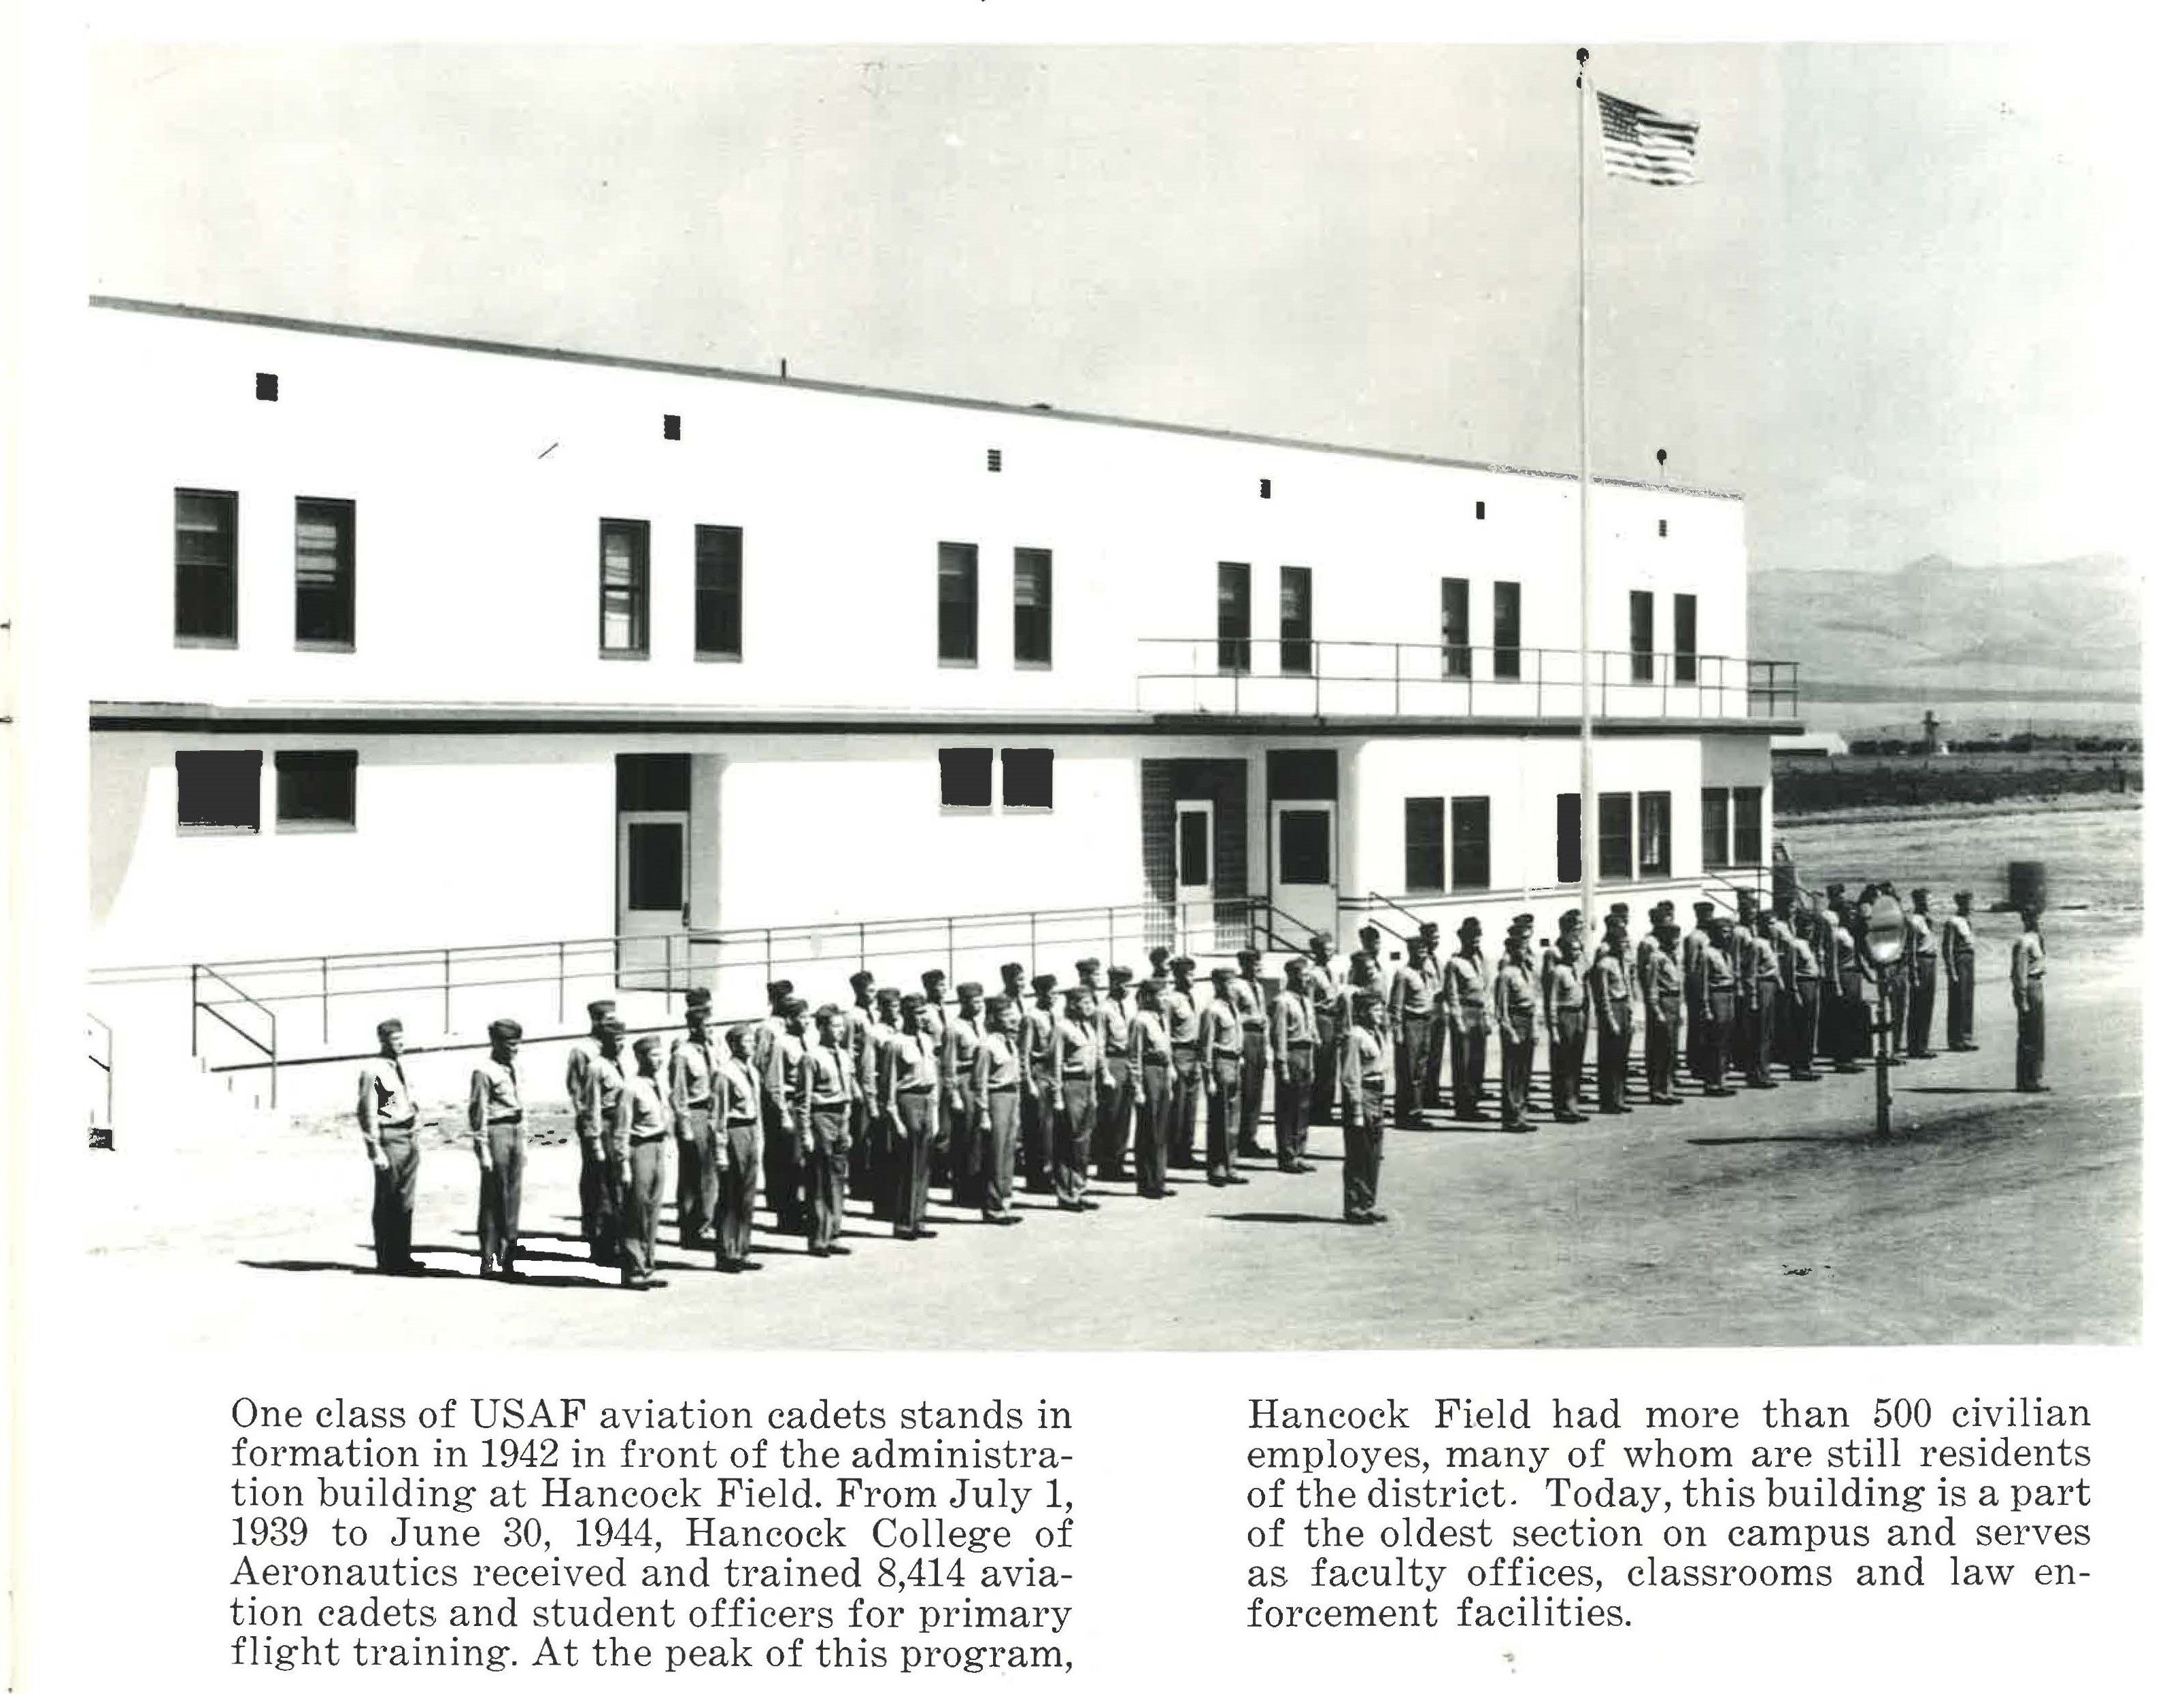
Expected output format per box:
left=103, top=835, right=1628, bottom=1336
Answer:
left=828, top=1244, right=853, bottom=1255
left=1703, top=1087, right=1734, bottom=1097
left=1079, top=1199, right=1101, bottom=1211
left=1342, top=1213, right=1373, bottom=1225
left=1227, top=1174, right=1250, bottom=1185
left=1365, top=1210, right=1388, bottom=1223
left=985, top=1213, right=1024, bottom=1226
left=716, top=1259, right=741, bottom=1272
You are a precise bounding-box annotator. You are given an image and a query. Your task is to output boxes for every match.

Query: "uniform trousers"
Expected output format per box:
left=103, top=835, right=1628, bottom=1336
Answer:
left=1947, top=961, right=1976, bottom=1049
left=1095, top=1055, right=1132, bottom=1181
left=1166, top=1052, right=1203, bottom=1166
left=1684, top=984, right=1707, bottom=1077
left=1204, top=1053, right=1241, bottom=1181
left=1549, top=1009, right=1587, bottom=1116
left=1792, top=982, right=1821, bottom=1076
left=369, top=1125, right=419, bottom=1271
left=1704, top=989, right=1737, bottom=1089
left=1908, top=955, right=1938, bottom=1054
left=1645, top=1006, right=1681, bottom=1100
left=889, top=1091, right=935, bottom=1240
left=1020, top=1077, right=1054, bottom=1194
left=577, top=1136, right=616, bottom=1266
left=1452, top=1010, right=1490, bottom=1117
left=1887, top=966, right=1911, bottom=1051
left=847, top=1096, right=872, bottom=1203
left=2015, top=981, right=2046, bottom=1091
left=949, top=1080, right=985, bottom=1209
left=1500, top=1019, right=1536, bottom=1128
left=1744, top=982, right=1779, bottom=1087
left=1134, top=1064, right=1172, bottom=1197
left=1396, top=1015, right=1432, bottom=1121
left=711, top=1117, right=761, bottom=1266
left=477, top=1121, right=526, bottom=1273
left=1238, top=1028, right=1269, bottom=1151
left=929, top=1078, right=956, bottom=1181
left=805, top=1100, right=850, bottom=1251
left=675, top=1120, right=718, bottom=1249
left=1343, top=1079, right=1386, bottom=1219
left=1054, top=1079, right=1096, bottom=1204
left=1273, top=1045, right=1314, bottom=1168
left=981, top=1087, right=1020, bottom=1221
left=1311, top=1013, right=1339, bottom=1123
left=761, top=1092, right=805, bottom=1232
left=1596, top=1009, right=1631, bottom=1110
left=1424, top=1008, right=1447, bottom=1108
left=864, top=1101, right=896, bottom=1225
left=618, top=1135, right=665, bottom=1285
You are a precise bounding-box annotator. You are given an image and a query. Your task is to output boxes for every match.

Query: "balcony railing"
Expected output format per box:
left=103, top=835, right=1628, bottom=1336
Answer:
left=1137, top=639, right=1798, bottom=722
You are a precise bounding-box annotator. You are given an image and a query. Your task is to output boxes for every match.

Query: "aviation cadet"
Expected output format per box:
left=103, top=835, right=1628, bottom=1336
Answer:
left=843, top=972, right=879, bottom=1205
left=797, top=1004, right=856, bottom=1255
left=1681, top=901, right=1714, bottom=1083
left=1782, top=911, right=1824, bottom=1081
left=1337, top=990, right=1390, bottom=1224
left=667, top=987, right=719, bottom=1251
left=1728, top=893, right=1761, bottom=1078
left=1232, top=947, right=1271, bottom=1159
left=1126, top=980, right=1175, bottom=1199
left=758, top=993, right=811, bottom=1232
left=709, top=1021, right=764, bottom=1272
left=1443, top=917, right=1493, bottom=1123
left=471, top=1018, right=527, bottom=1280
left=1303, top=932, right=1341, bottom=1125
left=1271, top=955, right=1319, bottom=1171
left=2012, top=907, right=2048, bottom=1093
left=865, top=986, right=903, bottom=1222
left=944, top=983, right=986, bottom=1209
left=611, top=1033, right=671, bottom=1289
left=1094, top=966, right=1137, bottom=1183
left=1074, top=955, right=1104, bottom=999
left=357, top=1017, right=422, bottom=1275
left=1200, top=966, right=1249, bottom=1187
left=1019, top=974, right=1060, bottom=1195
left=1642, top=921, right=1683, bottom=1106
left=1942, top=889, right=1979, bottom=1052
left=566, top=997, right=621, bottom=1266
left=1542, top=928, right=1590, bottom=1124
left=1051, top=983, right=1103, bottom=1210
left=1387, top=934, right=1434, bottom=1128
left=918, top=970, right=951, bottom=1175
left=875, top=991, right=941, bottom=1242
left=1589, top=917, right=1634, bottom=1114
left=576, top=1014, right=631, bottom=1267
left=1905, top=890, right=1940, bottom=1058
left=1699, top=919, right=1739, bottom=1096
left=1493, top=931, right=1539, bottom=1132
left=1743, top=911, right=1782, bottom=1088
left=1355, top=924, right=1388, bottom=997
left=1416, top=921, right=1446, bottom=1110
left=1164, top=956, right=1205, bottom=1171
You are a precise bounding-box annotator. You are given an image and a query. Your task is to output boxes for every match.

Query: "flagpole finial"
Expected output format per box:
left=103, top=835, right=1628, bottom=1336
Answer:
left=1577, top=48, right=1589, bottom=64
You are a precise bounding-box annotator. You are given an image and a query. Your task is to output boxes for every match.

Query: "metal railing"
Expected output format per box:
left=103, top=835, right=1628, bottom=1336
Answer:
left=190, top=962, right=280, bottom=1107
left=1136, top=638, right=1798, bottom=722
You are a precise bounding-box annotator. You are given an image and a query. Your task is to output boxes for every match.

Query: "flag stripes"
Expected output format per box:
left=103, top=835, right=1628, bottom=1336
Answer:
left=1597, top=90, right=1700, bottom=185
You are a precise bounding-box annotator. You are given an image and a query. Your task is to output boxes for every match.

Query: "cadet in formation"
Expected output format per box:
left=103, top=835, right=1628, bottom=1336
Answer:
left=358, top=1017, right=422, bottom=1275
left=471, top=1017, right=526, bottom=1280
left=2011, top=907, right=2047, bottom=1093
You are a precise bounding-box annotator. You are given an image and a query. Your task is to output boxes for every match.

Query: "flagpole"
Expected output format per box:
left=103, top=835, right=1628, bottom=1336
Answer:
left=1576, top=47, right=1596, bottom=941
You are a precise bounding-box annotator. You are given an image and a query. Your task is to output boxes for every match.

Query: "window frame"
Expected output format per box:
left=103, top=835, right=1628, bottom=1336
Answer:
left=937, top=541, right=979, bottom=667
left=1674, top=592, right=1698, bottom=685
left=1556, top=791, right=1582, bottom=885
left=292, top=496, right=356, bottom=652
left=1441, top=577, right=1472, bottom=679
left=1732, top=784, right=1764, bottom=867
left=1598, top=791, right=1635, bottom=882
left=1701, top=785, right=1731, bottom=870
left=175, top=749, right=262, bottom=835
left=1403, top=796, right=1447, bottom=894
left=1278, top=565, right=1314, bottom=676
left=1012, top=547, right=1054, bottom=670
left=274, top=749, right=359, bottom=833
left=1638, top=790, right=1673, bottom=879
left=1450, top=796, right=1491, bottom=890
left=1629, top=589, right=1655, bottom=685
left=694, top=523, right=744, bottom=662
left=938, top=747, right=994, bottom=811
left=1493, top=580, right=1522, bottom=681
left=598, top=518, right=652, bottom=658
left=175, top=488, right=239, bottom=649
left=999, top=747, right=1054, bottom=811
left=1216, top=560, right=1252, bottom=675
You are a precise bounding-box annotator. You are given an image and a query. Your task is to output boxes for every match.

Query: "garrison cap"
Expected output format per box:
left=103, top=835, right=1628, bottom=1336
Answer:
left=812, top=1002, right=841, bottom=1020
left=1514, top=912, right=1535, bottom=929
left=375, top=1017, right=404, bottom=1040
left=1350, top=949, right=1376, bottom=969
left=984, top=995, right=1011, bottom=1017
left=488, top=1017, right=523, bottom=1041
left=1419, top=921, right=1440, bottom=936
left=1693, top=900, right=1715, bottom=917
left=684, top=986, right=713, bottom=1009
left=586, top=998, right=617, bottom=1023
left=1066, top=981, right=1095, bottom=1000
left=1458, top=916, right=1483, bottom=937
left=1137, top=981, right=1164, bottom=1002
left=1148, top=945, right=1172, bottom=964
left=726, top=1019, right=756, bottom=1040
left=899, top=992, right=926, bottom=1012
left=1107, top=965, right=1135, bottom=985
left=1075, top=956, right=1103, bottom=976
left=848, top=970, right=874, bottom=992
left=1001, top=962, right=1025, bottom=980
left=1351, top=989, right=1384, bottom=1012
left=1171, top=956, right=1196, bottom=975
left=1406, top=934, right=1429, bottom=955
left=956, top=981, right=985, bottom=1002
left=1284, top=956, right=1309, bottom=977
left=1560, top=909, right=1583, bottom=929
left=1031, top=972, right=1058, bottom=992
left=633, top=1034, right=661, bottom=1060
left=766, top=979, right=795, bottom=999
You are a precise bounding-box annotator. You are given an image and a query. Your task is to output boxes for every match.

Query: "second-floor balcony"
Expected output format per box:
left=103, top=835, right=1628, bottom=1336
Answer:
left=1135, top=638, right=1798, bottom=725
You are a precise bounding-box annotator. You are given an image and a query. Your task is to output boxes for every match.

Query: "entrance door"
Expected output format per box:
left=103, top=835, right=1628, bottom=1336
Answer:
left=1173, top=800, right=1217, bottom=960
left=1271, top=800, right=1337, bottom=948
left=618, top=809, right=690, bottom=989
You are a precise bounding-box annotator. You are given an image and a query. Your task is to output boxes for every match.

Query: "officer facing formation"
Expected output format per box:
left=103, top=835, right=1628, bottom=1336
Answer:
left=471, top=1018, right=526, bottom=1280
left=358, top=1017, right=422, bottom=1275
left=1337, top=989, right=1390, bottom=1225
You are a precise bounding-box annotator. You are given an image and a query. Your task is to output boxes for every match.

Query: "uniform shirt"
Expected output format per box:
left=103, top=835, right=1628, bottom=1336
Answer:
left=1832, top=921, right=1865, bottom=996
left=1908, top=911, right=1939, bottom=960
left=1164, top=985, right=1205, bottom=1056
left=748, top=1015, right=788, bottom=1094
left=1443, top=951, right=1492, bottom=1021
left=565, top=1034, right=624, bottom=1111
left=1492, top=960, right=1537, bottom=1035
left=1200, top=995, right=1245, bottom=1062
left=971, top=1030, right=1023, bottom=1109
left=1126, top=1009, right=1172, bottom=1094
left=469, top=1053, right=523, bottom=1145
left=796, top=1041, right=853, bottom=1132
left=761, top=1027, right=807, bottom=1106
left=943, top=1013, right=983, bottom=1093
left=875, top=1026, right=938, bottom=1109
left=1339, top=1023, right=1388, bottom=1108
left=1419, top=945, right=1445, bottom=1006
left=1271, top=986, right=1315, bottom=1063
left=357, top=1053, right=417, bottom=1147
left=666, top=1034, right=716, bottom=1130
left=1645, top=948, right=1683, bottom=1019
left=1590, top=949, right=1632, bottom=1022
left=713, top=1053, right=760, bottom=1125
left=1680, top=927, right=1712, bottom=996
left=1054, top=1011, right=1101, bottom=1081
left=917, top=1000, right=948, bottom=1045
left=1632, top=928, right=1661, bottom=983
left=1542, top=956, right=1587, bottom=1025
left=1941, top=913, right=1977, bottom=975
left=843, top=1003, right=878, bottom=1102
left=609, top=1069, right=668, bottom=1158
left=577, top=1049, right=626, bottom=1145
left=1303, top=960, right=1339, bottom=1019
left=2011, top=930, right=2046, bottom=1007
left=1786, top=934, right=1822, bottom=987
left=1388, top=962, right=1433, bottom=1023
left=1098, top=993, right=1135, bottom=1058
left=1022, top=1002, right=1058, bottom=1087
left=1232, top=976, right=1268, bottom=1032
left=1700, top=940, right=1740, bottom=998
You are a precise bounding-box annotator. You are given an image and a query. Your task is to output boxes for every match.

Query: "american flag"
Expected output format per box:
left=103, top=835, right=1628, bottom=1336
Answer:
left=1596, top=90, right=1700, bottom=185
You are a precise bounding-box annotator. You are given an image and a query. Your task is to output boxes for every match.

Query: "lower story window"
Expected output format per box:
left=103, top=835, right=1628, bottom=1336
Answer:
left=1639, top=790, right=1672, bottom=877
left=1001, top=747, right=1054, bottom=810
left=1450, top=797, right=1490, bottom=888
left=1702, top=786, right=1730, bottom=870
left=1598, top=792, right=1634, bottom=881
left=275, top=750, right=358, bottom=830
left=1403, top=797, right=1445, bottom=893
left=1733, top=784, right=1764, bottom=866
left=1556, top=792, right=1581, bottom=885
left=177, top=750, right=262, bottom=833
left=939, top=747, right=994, bottom=810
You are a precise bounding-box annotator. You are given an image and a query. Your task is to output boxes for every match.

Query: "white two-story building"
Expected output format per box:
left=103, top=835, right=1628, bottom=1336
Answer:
left=84, top=295, right=1796, bottom=1095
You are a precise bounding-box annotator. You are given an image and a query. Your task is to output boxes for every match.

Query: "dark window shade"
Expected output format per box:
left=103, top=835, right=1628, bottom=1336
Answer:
left=1598, top=792, right=1634, bottom=881
left=599, top=519, right=650, bottom=654
left=1177, top=810, right=1211, bottom=886
left=1404, top=798, right=1445, bottom=893
left=1266, top=749, right=1337, bottom=802
left=939, top=747, right=993, bottom=809
left=275, top=750, right=356, bottom=828
left=294, top=498, right=355, bottom=647
left=1279, top=566, right=1313, bottom=675
left=1001, top=747, right=1054, bottom=809
left=695, top=524, right=743, bottom=658
left=626, top=821, right=684, bottom=911
left=616, top=753, right=691, bottom=812
left=937, top=542, right=979, bottom=663
left=1451, top=798, right=1491, bottom=888
left=175, top=489, right=238, bottom=643
left=1216, top=561, right=1251, bottom=673
left=1639, top=791, right=1672, bottom=878
left=1494, top=581, right=1522, bottom=679
left=1701, top=787, right=1730, bottom=869
left=1733, top=785, right=1764, bottom=866
left=1013, top=548, right=1052, bottom=666
left=1277, top=809, right=1332, bottom=885
left=1630, top=590, right=1655, bottom=683
left=1675, top=594, right=1698, bottom=684
left=1556, top=792, right=1582, bottom=885
left=177, top=750, right=261, bottom=832
left=1441, top=577, right=1472, bottom=679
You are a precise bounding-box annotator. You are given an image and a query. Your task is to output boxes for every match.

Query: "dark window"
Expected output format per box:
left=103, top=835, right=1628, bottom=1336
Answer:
left=1216, top=561, right=1251, bottom=673
left=1451, top=798, right=1491, bottom=889
left=939, top=747, right=993, bottom=809
left=1658, top=517, right=1668, bottom=539
left=663, top=413, right=682, bottom=440
left=937, top=541, right=979, bottom=664
left=1639, top=791, right=1672, bottom=878
left=1258, top=478, right=1272, bottom=499
left=1556, top=792, right=1582, bottom=885
left=1001, top=747, right=1054, bottom=809
left=986, top=447, right=1003, bottom=473
left=1733, top=785, right=1764, bottom=866
left=1674, top=593, right=1698, bottom=684
left=599, top=519, right=650, bottom=655
left=294, top=497, right=355, bottom=649
left=1701, top=786, right=1730, bottom=869
left=1404, top=797, right=1445, bottom=893
left=1475, top=500, right=1485, bottom=520
left=275, top=750, right=357, bottom=830
left=255, top=373, right=278, bottom=401
left=176, top=749, right=261, bottom=832
left=1177, top=810, right=1211, bottom=886
left=1013, top=547, right=1053, bottom=667
left=625, top=821, right=684, bottom=911
left=1441, top=577, right=1471, bottom=679
left=1494, top=581, right=1522, bottom=680
left=694, top=524, right=743, bottom=659
left=1598, top=792, right=1634, bottom=881
left=1266, top=749, right=1338, bottom=801
left=1277, top=809, right=1332, bottom=884
left=616, top=753, right=692, bottom=811
left=175, top=489, right=238, bottom=645
left=1279, top=566, right=1313, bottom=675
left=1629, top=590, right=1655, bottom=683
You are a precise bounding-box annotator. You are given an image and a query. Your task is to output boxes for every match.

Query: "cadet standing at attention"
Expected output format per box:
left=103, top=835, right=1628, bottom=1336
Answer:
left=1232, top=948, right=1272, bottom=1159
left=1094, top=966, right=1137, bottom=1183
left=1416, top=921, right=1446, bottom=1111
left=1020, top=974, right=1060, bottom=1195
left=471, top=1017, right=526, bottom=1280
left=566, top=998, right=620, bottom=1266
left=2011, top=907, right=2047, bottom=1093
left=1271, top=956, right=1318, bottom=1171
left=760, top=995, right=809, bottom=1233
left=843, top=972, right=879, bottom=1206
left=1681, top=902, right=1714, bottom=1083
left=797, top=1004, right=856, bottom=1256
left=918, top=970, right=950, bottom=1176
left=1127, top=980, right=1175, bottom=1199
left=971, top=996, right=1027, bottom=1225
left=1355, top=924, right=1388, bottom=998
left=865, top=986, right=902, bottom=1224
left=1700, top=919, right=1740, bottom=1097
left=667, top=987, right=719, bottom=1251
left=1589, top=918, right=1634, bottom=1115
left=1443, top=917, right=1493, bottom=1123
left=1304, top=933, right=1341, bottom=1126
left=709, top=1022, right=764, bottom=1272
left=1783, top=911, right=1824, bottom=1082
left=1942, top=889, right=1980, bottom=1052
left=1337, top=991, right=1390, bottom=1225
left=945, top=982, right=986, bottom=1209
left=1543, top=929, right=1590, bottom=1125
left=1164, top=957, right=1206, bottom=1171
left=1494, top=931, right=1539, bottom=1133
left=1388, top=935, right=1434, bottom=1128
left=1200, top=966, right=1249, bottom=1187
left=1051, top=983, right=1103, bottom=1211
left=358, top=1017, right=422, bottom=1275
left=1743, top=911, right=1782, bottom=1089
left=1904, top=890, right=1940, bottom=1058
left=876, top=991, right=940, bottom=1242
left=576, top=1016, right=630, bottom=1267
left=611, top=1034, right=671, bottom=1289
left=1643, top=921, right=1683, bottom=1106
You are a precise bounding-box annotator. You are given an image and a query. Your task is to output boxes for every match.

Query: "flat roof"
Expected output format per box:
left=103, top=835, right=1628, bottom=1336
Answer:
left=90, top=294, right=1741, bottom=503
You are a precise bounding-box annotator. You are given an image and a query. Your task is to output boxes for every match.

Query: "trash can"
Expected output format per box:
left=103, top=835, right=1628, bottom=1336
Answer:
left=2007, top=860, right=2047, bottom=913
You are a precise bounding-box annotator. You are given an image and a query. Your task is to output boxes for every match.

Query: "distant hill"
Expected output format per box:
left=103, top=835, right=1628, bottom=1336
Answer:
left=1750, top=554, right=2141, bottom=705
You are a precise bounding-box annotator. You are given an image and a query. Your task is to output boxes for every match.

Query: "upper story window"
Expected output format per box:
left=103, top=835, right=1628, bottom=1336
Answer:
left=176, top=749, right=260, bottom=834
left=1674, top=593, right=1698, bottom=684
left=599, top=519, right=650, bottom=657
left=1279, top=566, right=1313, bottom=675
left=1629, top=590, right=1655, bottom=684
left=1441, top=577, right=1471, bottom=679
left=694, top=524, right=743, bottom=660
left=175, top=489, right=238, bottom=647
left=1216, top=561, right=1251, bottom=674
left=1493, top=581, right=1522, bottom=681
left=1013, top=547, right=1052, bottom=668
left=937, top=541, right=979, bottom=664
left=295, top=497, right=355, bottom=651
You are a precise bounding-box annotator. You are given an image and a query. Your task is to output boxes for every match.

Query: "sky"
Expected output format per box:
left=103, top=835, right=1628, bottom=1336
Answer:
left=88, top=40, right=2135, bottom=577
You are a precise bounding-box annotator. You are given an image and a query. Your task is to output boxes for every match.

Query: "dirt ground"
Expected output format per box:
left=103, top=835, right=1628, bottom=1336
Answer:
left=73, top=802, right=2141, bottom=1353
